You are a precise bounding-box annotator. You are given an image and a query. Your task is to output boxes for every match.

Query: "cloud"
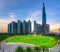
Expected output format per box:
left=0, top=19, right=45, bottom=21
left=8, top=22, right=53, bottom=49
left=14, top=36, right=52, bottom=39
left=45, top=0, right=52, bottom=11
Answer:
left=25, top=11, right=60, bottom=32
left=0, top=15, right=16, bottom=24
left=25, top=11, right=42, bottom=24
left=25, top=11, right=42, bottom=31
left=0, top=14, right=16, bottom=32
left=0, top=10, right=60, bottom=32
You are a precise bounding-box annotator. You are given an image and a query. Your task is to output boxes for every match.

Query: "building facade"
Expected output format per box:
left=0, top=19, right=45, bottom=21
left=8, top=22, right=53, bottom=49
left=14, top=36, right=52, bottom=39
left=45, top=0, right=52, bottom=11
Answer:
left=8, top=23, right=12, bottom=34
left=46, top=24, right=50, bottom=33
left=17, top=20, right=23, bottom=34
left=8, top=20, right=31, bottom=34
left=34, top=21, right=37, bottom=34
left=28, top=20, right=31, bottom=34
left=23, top=20, right=27, bottom=34
left=34, top=21, right=42, bottom=34
left=23, top=20, right=31, bottom=34
left=11, top=21, right=17, bottom=34
left=42, top=2, right=50, bottom=34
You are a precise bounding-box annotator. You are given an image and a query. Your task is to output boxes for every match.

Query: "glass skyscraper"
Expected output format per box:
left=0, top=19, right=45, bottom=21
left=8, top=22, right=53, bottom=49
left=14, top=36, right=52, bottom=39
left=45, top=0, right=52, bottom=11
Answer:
left=42, top=2, right=49, bottom=34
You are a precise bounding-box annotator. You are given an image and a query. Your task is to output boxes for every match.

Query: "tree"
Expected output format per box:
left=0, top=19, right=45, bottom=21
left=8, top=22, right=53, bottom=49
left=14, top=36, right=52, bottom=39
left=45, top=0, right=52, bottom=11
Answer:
left=41, top=46, right=49, bottom=52
left=25, top=46, right=33, bottom=52
left=34, top=46, right=41, bottom=52
left=15, top=46, right=25, bottom=52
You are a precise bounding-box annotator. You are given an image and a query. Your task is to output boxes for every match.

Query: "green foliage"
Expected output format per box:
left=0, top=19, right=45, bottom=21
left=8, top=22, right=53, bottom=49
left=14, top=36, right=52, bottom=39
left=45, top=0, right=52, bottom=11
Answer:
left=34, top=46, right=41, bottom=52
left=25, top=47, right=33, bottom=52
left=0, top=34, right=14, bottom=42
left=15, top=46, right=25, bottom=52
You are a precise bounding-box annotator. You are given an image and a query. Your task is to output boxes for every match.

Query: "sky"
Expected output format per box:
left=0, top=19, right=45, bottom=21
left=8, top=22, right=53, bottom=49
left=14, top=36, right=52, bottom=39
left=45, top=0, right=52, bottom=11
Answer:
left=0, top=0, right=60, bottom=33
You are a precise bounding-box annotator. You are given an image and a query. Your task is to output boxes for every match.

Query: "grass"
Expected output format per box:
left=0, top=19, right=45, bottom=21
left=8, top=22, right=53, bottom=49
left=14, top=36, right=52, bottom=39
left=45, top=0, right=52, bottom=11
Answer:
left=6, top=35, right=57, bottom=48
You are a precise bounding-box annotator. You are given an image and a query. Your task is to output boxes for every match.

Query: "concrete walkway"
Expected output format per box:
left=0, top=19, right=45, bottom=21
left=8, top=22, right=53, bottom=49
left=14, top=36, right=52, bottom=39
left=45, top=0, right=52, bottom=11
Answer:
left=0, top=40, right=60, bottom=52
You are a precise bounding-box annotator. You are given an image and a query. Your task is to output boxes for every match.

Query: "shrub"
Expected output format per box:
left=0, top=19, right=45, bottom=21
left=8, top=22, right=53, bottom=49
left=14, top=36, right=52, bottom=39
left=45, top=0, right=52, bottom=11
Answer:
left=25, top=46, right=33, bottom=52
left=34, top=46, right=41, bottom=52
left=15, top=46, right=25, bottom=52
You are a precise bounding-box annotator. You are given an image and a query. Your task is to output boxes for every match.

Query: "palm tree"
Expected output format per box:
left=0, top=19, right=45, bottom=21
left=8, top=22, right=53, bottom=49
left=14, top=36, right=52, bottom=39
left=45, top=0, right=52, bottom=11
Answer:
left=34, top=46, right=41, bottom=52
left=15, top=46, right=25, bottom=52
left=25, top=46, right=33, bottom=52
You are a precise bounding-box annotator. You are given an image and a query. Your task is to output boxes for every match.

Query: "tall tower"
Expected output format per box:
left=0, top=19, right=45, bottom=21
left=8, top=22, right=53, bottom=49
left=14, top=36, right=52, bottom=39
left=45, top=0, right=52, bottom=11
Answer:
left=42, top=2, right=47, bottom=34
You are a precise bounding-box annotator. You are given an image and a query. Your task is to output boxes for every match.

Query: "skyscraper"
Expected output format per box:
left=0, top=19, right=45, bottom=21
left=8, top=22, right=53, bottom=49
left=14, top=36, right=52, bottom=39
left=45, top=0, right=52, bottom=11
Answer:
left=28, top=20, right=31, bottom=34
left=34, top=21, right=37, bottom=34
left=46, top=24, right=50, bottom=33
left=23, top=20, right=29, bottom=34
left=8, top=20, right=31, bottom=34
left=34, top=21, right=42, bottom=34
left=11, top=21, right=17, bottom=34
left=8, top=23, right=12, bottom=34
left=22, top=20, right=31, bottom=34
left=17, top=20, right=23, bottom=34
left=37, top=24, right=42, bottom=34
left=42, top=2, right=47, bottom=34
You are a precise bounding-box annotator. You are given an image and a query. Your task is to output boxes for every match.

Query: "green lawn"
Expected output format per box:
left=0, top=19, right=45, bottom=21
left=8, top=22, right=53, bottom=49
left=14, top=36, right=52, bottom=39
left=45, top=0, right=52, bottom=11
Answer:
left=6, top=35, right=57, bottom=48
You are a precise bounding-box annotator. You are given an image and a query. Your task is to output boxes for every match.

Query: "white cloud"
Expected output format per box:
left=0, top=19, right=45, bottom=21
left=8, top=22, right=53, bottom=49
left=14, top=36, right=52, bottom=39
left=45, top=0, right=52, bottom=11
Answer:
left=0, top=15, right=16, bottom=24
left=0, top=14, right=16, bottom=32
left=25, top=11, right=42, bottom=31
left=25, top=11, right=60, bottom=32
left=26, top=11, right=42, bottom=23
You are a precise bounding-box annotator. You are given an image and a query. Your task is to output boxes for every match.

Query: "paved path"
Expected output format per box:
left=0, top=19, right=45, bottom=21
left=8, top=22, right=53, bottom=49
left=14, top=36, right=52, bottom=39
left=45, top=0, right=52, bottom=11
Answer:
left=0, top=40, right=60, bottom=52
left=1, top=42, right=36, bottom=52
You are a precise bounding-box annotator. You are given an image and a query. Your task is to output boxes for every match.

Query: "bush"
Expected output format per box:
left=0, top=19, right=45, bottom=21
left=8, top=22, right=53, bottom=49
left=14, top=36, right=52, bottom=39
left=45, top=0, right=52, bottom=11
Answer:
left=25, top=46, right=33, bottom=52
left=15, top=46, right=25, bottom=52
left=34, top=46, right=41, bottom=52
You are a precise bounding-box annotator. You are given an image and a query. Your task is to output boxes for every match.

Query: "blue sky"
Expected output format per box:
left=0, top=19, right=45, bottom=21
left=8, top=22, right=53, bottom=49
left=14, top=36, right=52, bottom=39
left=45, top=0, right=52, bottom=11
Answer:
left=0, top=0, right=60, bottom=32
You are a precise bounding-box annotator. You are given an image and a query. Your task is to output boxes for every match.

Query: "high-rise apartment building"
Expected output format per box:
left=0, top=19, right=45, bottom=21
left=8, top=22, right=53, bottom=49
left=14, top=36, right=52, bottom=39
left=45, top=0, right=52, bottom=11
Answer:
left=8, top=20, right=31, bottom=34
left=8, top=23, right=12, bottom=34
left=17, top=20, right=23, bottom=34
left=34, top=21, right=42, bottom=34
left=28, top=20, right=31, bottom=34
left=11, top=21, right=17, bottom=34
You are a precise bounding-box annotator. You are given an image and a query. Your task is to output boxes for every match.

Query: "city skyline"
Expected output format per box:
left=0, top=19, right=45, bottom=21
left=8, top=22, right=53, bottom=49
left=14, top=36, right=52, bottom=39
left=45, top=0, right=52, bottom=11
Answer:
left=8, top=20, right=31, bottom=34
left=0, top=0, right=60, bottom=33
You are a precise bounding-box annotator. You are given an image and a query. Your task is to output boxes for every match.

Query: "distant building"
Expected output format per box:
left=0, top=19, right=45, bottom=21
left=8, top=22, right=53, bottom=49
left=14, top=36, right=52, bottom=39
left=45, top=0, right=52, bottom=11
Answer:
left=34, top=21, right=42, bottom=34
left=23, top=20, right=27, bottom=34
left=8, top=23, right=12, bottom=34
left=17, top=20, right=23, bottom=34
left=34, top=21, right=37, bottom=34
left=11, top=21, right=17, bottom=34
left=8, top=21, right=17, bottom=34
left=22, top=20, right=31, bottom=34
left=42, top=2, right=50, bottom=34
left=37, top=24, right=42, bottom=34
left=46, top=24, right=50, bottom=34
left=8, top=20, right=31, bottom=34
left=28, top=20, right=31, bottom=34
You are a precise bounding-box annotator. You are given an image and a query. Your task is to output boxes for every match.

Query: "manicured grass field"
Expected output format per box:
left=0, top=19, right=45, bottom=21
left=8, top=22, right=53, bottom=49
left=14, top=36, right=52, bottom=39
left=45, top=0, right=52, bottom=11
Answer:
left=6, top=35, right=57, bottom=48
